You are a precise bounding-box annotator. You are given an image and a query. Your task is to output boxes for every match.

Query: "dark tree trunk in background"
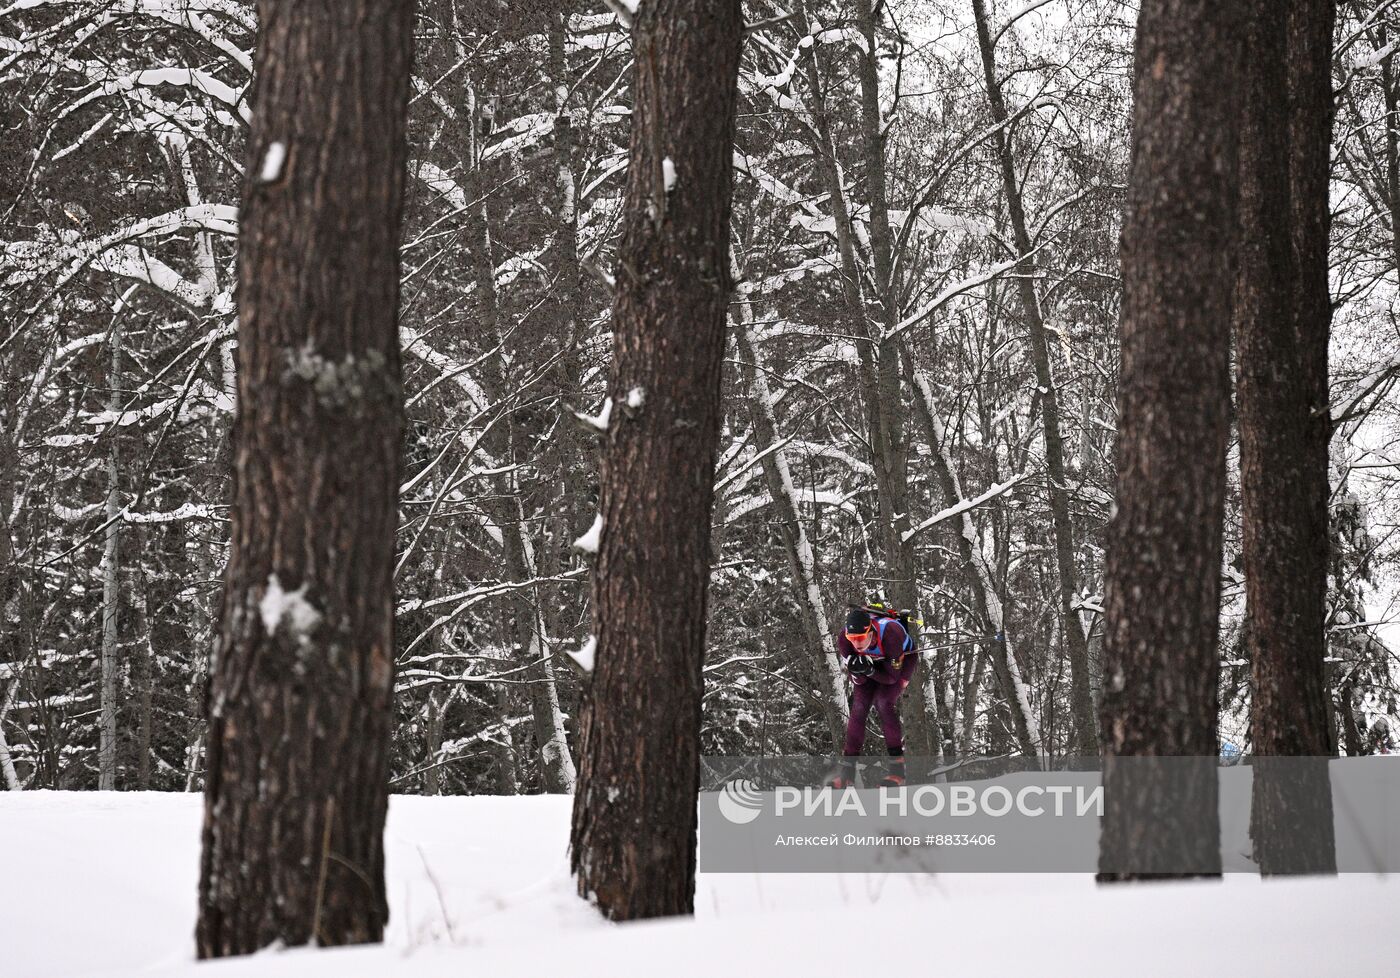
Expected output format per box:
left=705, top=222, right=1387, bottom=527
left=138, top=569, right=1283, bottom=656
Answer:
left=973, top=0, right=1097, bottom=758
left=457, top=40, right=576, bottom=792
left=99, top=318, right=122, bottom=791
left=133, top=536, right=154, bottom=790
left=852, top=0, right=932, bottom=756
left=1241, top=0, right=1337, bottom=875
left=734, top=292, right=846, bottom=749
left=196, top=0, right=413, bottom=956
left=569, top=0, right=742, bottom=921
left=795, top=0, right=932, bottom=754
left=1098, top=0, right=1244, bottom=880
left=908, top=365, right=1040, bottom=758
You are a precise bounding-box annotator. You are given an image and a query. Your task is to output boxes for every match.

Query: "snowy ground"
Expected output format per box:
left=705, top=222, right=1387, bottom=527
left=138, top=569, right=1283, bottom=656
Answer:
left=3, top=791, right=1394, bottom=978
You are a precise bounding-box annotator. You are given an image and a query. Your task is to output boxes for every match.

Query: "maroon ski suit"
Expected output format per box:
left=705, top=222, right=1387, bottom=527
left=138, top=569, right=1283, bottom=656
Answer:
left=836, top=619, right=916, bottom=756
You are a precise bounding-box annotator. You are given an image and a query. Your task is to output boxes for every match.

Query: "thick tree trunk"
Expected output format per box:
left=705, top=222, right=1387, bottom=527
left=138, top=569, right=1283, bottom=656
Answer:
left=196, top=0, right=413, bottom=956
left=1240, top=0, right=1337, bottom=875
left=569, top=0, right=741, bottom=921
left=1098, top=0, right=1244, bottom=880
left=972, top=0, right=1096, bottom=758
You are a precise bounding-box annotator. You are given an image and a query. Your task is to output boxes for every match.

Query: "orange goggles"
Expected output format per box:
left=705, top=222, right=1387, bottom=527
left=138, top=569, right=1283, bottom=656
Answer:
left=844, top=627, right=874, bottom=643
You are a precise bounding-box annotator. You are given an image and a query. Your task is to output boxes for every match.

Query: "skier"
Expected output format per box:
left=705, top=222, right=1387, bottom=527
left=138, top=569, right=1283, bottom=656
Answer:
left=830, top=606, right=916, bottom=789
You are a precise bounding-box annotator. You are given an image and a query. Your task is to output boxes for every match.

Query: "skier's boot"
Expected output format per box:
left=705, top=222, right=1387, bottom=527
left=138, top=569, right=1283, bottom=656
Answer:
left=827, top=757, right=858, bottom=790
left=879, top=750, right=906, bottom=788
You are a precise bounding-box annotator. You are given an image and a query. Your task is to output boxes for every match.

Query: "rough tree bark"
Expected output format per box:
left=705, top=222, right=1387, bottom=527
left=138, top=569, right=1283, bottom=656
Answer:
left=972, top=0, right=1097, bottom=757
left=196, top=0, right=414, bottom=956
left=569, top=0, right=742, bottom=921
left=1239, top=0, right=1337, bottom=875
left=1098, top=0, right=1244, bottom=880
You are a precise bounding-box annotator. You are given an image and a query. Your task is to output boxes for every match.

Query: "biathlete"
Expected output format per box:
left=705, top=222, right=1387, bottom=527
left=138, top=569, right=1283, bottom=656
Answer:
left=830, top=605, right=916, bottom=788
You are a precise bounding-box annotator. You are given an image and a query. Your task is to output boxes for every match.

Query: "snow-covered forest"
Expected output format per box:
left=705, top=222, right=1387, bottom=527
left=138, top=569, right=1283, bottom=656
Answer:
left=6, top=0, right=1400, bottom=972
left=3, top=0, right=1397, bottom=794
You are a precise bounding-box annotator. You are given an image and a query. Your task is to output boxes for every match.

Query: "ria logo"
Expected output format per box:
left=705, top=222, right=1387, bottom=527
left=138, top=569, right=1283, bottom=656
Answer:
left=717, top=778, right=764, bottom=824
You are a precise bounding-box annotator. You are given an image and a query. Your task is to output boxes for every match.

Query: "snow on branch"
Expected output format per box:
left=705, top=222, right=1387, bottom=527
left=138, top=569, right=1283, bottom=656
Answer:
left=887, top=256, right=1026, bottom=340
left=901, top=472, right=1029, bottom=544
left=80, top=379, right=231, bottom=427
left=1354, top=37, right=1400, bottom=70
left=573, top=397, right=613, bottom=433
left=123, top=503, right=216, bottom=524
left=399, top=325, right=491, bottom=414
left=397, top=570, right=589, bottom=657
left=993, top=0, right=1060, bottom=45
left=413, top=160, right=468, bottom=212
left=5, top=205, right=238, bottom=310
left=601, top=0, right=637, bottom=29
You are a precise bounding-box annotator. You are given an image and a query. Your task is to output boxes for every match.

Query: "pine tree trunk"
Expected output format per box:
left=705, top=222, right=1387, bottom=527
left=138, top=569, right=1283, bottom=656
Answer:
left=569, top=0, right=742, bottom=921
left=196, top=0, right=413, bottom=956
left=972, top=0, right=1097, bottom=758
left=1098, top=0, right=1244, bottom=880
left=1241, top=0, right=1337, bottom=875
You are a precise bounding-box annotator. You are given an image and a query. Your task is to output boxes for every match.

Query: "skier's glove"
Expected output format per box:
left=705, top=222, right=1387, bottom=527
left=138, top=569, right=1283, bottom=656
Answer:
left=846, top=654, right=874, bottom=678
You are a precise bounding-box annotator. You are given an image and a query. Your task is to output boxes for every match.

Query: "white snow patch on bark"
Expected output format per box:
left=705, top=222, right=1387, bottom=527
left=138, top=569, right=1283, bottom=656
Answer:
left=258, top=142, right=286, bottom=183
left=662, top=157, right=677, bottom=193
left=567, top=636, right=597, bottom=673
left=626, top=386, right=645, bottom=409
left=259, top=573, right=321, bottom=637
left=573, top=514, right=603, bottom=553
